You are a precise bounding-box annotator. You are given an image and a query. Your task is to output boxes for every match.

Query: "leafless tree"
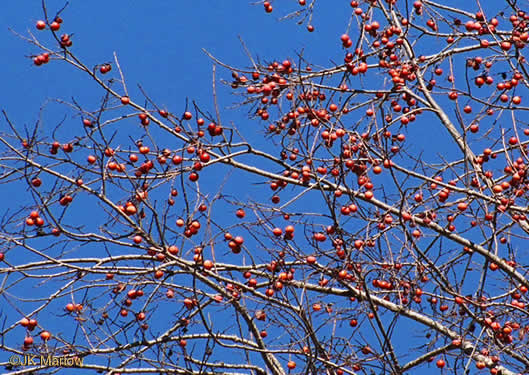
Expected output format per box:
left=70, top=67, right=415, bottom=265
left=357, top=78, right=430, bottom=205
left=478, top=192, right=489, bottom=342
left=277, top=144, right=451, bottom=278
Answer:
left=1, top=0, right=529, bottom=374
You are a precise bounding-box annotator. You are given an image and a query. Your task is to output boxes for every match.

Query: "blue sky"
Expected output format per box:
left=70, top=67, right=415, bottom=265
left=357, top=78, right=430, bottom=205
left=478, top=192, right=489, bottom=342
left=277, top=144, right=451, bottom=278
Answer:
left=1, top=1, right=342, bottom=125
left=0, top=1, right=357, bottom=371
left=1, top=1, right=527, bottom=374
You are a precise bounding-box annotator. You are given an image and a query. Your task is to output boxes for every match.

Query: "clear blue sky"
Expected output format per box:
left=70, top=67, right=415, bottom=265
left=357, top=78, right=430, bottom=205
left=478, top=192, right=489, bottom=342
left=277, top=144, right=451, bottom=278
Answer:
left=0, top=1, right=357, bottom=371
left=1, top=1, right=525, bottom=374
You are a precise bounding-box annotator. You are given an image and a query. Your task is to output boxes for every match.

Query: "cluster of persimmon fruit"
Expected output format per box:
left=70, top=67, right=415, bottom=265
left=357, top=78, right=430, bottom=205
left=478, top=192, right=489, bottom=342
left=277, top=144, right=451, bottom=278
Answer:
left=85, top=109, right=221, bottom=184
left=242, top=2, right=529, bottom=138
left=18, top=317, right=51, bottom=350
left=33, top=16, right=72, bottom=65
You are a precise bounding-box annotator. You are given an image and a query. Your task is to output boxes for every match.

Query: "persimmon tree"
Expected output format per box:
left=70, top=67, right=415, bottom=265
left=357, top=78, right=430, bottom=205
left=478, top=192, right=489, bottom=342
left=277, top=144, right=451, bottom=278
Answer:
left=2, top=0, right=529, bottom=374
